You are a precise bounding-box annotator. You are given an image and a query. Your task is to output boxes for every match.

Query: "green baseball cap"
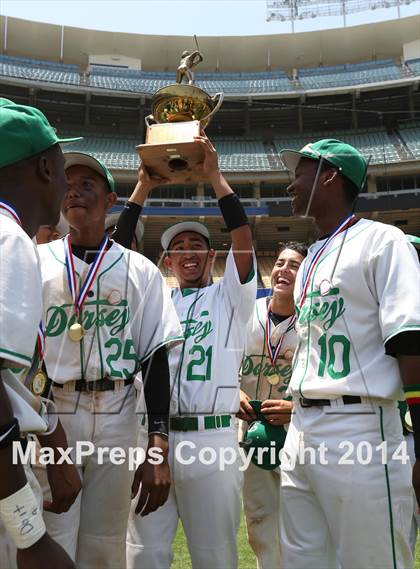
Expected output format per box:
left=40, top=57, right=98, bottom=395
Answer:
left=64, top=152, right=115, bottom=193
left=0, top=98, right=81, bottom=169
left=280, top=138, right=368, bottom=192
left=241, top=400, right=287, bottom=471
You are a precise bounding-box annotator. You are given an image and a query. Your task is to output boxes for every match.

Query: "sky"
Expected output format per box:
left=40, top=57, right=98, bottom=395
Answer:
left=1, top=0, right=419, bottom=36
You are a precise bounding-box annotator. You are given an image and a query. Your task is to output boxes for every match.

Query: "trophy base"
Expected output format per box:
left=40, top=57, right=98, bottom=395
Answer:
left=137, top=121, right=205, bottom=183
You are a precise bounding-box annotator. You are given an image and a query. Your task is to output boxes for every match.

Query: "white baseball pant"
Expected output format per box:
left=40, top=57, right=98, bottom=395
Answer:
left=242, top=461, right=282, bottom=569
left=33, top=385, right=137, bottom=569
left=126, top=426, right=243, bottom=569
left=280, top=398, right=413, bottom=569
left=238, top=419, right=282, bottom=569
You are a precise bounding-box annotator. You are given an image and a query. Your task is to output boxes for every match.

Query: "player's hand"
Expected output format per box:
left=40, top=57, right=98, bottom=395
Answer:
left=261, top=399, right=293, bottom=426
left=129, top=165, right=170, bottom=206
left=413, top=458, right=420, bottom=511
left=193, top=131, right=220, bottom=181
left=17, top=532, right=75, bottom=569
left=44, top=462, right=82, bottom=514
left=131, top=434, right=170, bottom=517
left=236, top=390, right=256, bottom=422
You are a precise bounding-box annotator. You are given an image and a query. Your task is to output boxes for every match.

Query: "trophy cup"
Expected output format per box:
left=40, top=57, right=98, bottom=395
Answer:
left=137, top=49, right=224, bottom=183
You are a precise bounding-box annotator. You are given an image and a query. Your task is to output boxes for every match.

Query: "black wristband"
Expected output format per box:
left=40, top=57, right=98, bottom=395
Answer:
left=218, top=193, right=249, bottom=232
left=0, top=418, right=20, bottom=449
left=408, top=404, right=420, bottom=459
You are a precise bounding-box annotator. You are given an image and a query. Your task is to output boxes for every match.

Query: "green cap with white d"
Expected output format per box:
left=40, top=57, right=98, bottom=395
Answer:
left=241, top=400, right=287, bottom=471
left=280, top=138, right=368, bottom=192
left=0, top=98, right=82, bottom=169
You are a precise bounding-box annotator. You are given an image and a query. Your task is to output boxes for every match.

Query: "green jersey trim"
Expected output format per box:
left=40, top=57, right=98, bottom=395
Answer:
left=244, top=266, right=255, bottom=284
left=0, top=348, right=32, bottom=367
left=181, top=288, right=199, bottom=297
left=379, top=406, right=397, bottom=569
left=47, top=241, right=66, bottom=267
left=138, top=335, right=184, bottom=364
left=95, top=250, right=125, bottom=379
left=383, top=325, right=420, bottom=345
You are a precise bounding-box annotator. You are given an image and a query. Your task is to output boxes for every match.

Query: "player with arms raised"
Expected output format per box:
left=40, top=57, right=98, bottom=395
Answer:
left=118, top=133, right=257, bottom=569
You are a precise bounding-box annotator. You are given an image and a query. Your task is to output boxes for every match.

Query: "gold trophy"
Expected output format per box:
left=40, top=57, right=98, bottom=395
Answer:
left=137, top=44, right=224, bottom=183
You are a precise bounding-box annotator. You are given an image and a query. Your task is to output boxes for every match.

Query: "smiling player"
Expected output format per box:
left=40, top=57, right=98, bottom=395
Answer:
left=279, top=139, right=420, bottom=569
left=122, top=134, right=257, bottom=569
left=238, top=242, right=306, bottom=569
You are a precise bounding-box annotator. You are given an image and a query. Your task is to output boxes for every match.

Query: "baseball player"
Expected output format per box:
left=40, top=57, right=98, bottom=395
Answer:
left=279, top=138, right=420, bottom=569
left=120, top=134, right=257, bottom=568
left=237, top=241, right=307, bottom=569
left=401, top=234, right=420, bottom=555
left=33, top=152, right=183, bottom=569
left=0, top=99, right=81, bottom=569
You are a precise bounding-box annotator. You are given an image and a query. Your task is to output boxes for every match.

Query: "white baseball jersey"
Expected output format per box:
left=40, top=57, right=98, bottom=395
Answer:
left=0, top=210, right=47, bottom=434
left=241, top=296, right=297, bottom=401
left=290, top=218, right=420, bottom=400
left=38, top=239, right=183, bottom=382
left=169, top=248, right=257, bottom=415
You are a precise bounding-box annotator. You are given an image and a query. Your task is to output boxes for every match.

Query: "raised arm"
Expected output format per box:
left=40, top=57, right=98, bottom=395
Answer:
left=193, top=134, right=253, bottom=283
left=112, top=166, right=168, bottom=249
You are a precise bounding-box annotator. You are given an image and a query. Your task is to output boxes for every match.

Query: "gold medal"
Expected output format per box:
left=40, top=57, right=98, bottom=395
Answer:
left=266, top=375, right=280, bottom=386
left=68, top=322, right=84, bottom=342
left=31, top=370, right=47, bottom=396
left=404, top=410, right=413, bottom=433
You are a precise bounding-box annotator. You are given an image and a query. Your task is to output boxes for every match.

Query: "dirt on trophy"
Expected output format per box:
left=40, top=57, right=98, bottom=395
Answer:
left=137, top=43, right=224, bottom=183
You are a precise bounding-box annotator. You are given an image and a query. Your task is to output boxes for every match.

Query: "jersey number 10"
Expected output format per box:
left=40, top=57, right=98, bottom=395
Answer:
left=318, top=334, right=351, bottom=380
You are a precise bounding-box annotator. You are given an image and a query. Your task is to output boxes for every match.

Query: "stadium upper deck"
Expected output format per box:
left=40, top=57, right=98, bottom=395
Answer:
left=1, top=14, right=419, bottom=256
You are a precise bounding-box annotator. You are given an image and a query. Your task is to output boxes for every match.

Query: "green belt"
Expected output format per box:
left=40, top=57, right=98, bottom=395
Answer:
left=170, top=414, right=231, bottom=432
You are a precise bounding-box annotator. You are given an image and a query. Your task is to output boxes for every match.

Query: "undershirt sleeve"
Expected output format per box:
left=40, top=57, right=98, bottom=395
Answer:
left=112, top=202, right=143, bottom=249
left=141, top=345, right=170, bottom=436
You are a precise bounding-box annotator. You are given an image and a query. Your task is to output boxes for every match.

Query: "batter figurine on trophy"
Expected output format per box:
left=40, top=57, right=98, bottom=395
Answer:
left=176, top=50, right=204, bottom=85
left=137, top=42, right=223, bottom=183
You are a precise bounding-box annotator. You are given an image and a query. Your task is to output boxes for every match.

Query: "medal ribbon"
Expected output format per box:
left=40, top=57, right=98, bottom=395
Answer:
left=0, top=200, right=45, bottom=358
left=265, top=308, right=296, bottom=366
left=298, top=213, right=356, bottom=308
left=64, top=234, right=109, bottom=321
left=0, top=200, right=22, bottom=225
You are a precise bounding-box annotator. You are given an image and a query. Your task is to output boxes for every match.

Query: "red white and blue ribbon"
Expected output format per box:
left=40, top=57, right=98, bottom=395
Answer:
left=0, top=200, right=45, bottom=359
left=265, top=308, right=296, bottom=366
left=64, top=234, right=109, bottom=320
left=0, top=200, right=22, bottom=226
left=298, top=213, right=356, bottom=308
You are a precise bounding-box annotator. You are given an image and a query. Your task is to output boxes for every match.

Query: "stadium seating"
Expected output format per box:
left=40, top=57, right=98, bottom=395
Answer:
left=88, top=65, right=295, bottom=94
left=60, top=125, right=408, bottom=172
left=62, top=133, right=273, bottom=171
left=0, top=55, right=80, bottom=85
left=297, top=59, right=407, bottom=90
left=406, top=58, right=420, bottom=77
left=211, top=255, right=228, bottom=283
left=274, top=128, right=400, bottom=165
left=1, top=55, right=415, bottom=94
left=399, top=122, right=420, bottom=159
left=257, top=255, right=276, bottom=288
left=214, top=138, right=271, bottom=170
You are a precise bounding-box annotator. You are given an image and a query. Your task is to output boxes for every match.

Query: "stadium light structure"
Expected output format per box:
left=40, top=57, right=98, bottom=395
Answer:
left=266, top=0, right=413, bottom=29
